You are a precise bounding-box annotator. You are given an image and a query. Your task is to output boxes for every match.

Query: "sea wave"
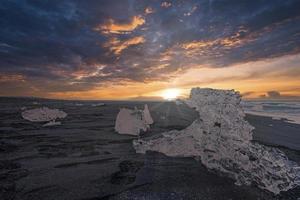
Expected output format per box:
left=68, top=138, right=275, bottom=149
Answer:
left=242, top=100, right=300, bottom=124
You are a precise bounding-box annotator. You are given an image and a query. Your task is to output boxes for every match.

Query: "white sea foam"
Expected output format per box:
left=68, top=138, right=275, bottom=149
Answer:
left=243, top=101, right=300, bottom=124
left=133, top=88, right=300, bottom=194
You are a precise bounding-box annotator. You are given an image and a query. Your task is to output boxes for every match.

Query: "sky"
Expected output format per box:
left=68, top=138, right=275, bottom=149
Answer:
left=0, top=0, right=300, bottom=100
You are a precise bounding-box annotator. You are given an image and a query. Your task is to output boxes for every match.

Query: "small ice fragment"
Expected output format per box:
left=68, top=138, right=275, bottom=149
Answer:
left=21, top=106, right=27, bottom=111
left=43, top=120, right=61, bottom=127
left=91, top=103, right=105, bottom=107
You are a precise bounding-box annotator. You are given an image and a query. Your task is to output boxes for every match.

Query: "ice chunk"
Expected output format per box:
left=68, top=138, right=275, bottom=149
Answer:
left=115, top=108, right=147, bottom=135
left=91, top=103, right=105, bottom=107
left=43, top=120, right=61, bottom=127
left=133, top=88, right=299, bottom=194
left=143, top=104, right=153, bottom=125
left=20, top=106, right=27, bottom=111
left=115, top=105, right=153, bottom=135
left=22, top=107, right=67, bottom=122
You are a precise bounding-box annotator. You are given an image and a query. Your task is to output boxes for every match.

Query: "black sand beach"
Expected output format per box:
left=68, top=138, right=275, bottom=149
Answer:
left=0, top=98, right=299, bottom=200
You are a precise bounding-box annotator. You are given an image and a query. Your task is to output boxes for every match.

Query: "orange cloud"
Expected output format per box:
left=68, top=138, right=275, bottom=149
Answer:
left=0, top=74, right=25, bottom=82
left=220, top=30, right=251, bottom=48
left=181, top=37, right=244, bottom=50
left=48, top=80, right=169, bottom=100
left=181, top=40, right=215, bottom=50
left=180, top=28, right=252, bottom=52
left=95, top=16, right=145, bottom=34
left=104, top=36, right=145, bottom=55
left=160, top=29, right=255, bottom=59
left=171, top=54, right=300, bottom=98
left=19, top=54, right=300, bottom=100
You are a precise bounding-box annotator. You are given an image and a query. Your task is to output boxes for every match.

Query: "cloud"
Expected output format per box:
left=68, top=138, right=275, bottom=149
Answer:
left=259, top=94, right=267, bottom=98
left=145, top=7, right=154, bottom=15
left=184, top=5, right=198, bottom=16
left=167, top=28, right=257, bottom=65
left=95, top=15, right=145, bottom=34
left=241, top=91, right=254, bottom=98
left=267, top=91, right=281, bottom=98
left=161, top=2, right=172, bottom=8
left=0, top=74, right=25, bottom=82
left=129, top=95, right=163, bottom=101
left=1, top=0, right=300, bottom=98
left=181, top=40, right=215, bottom=50
left=263, top=90, right=300, bottom=99
left=170, top=53, right=300, bottom=98
left=104, top=36, right=145, bottom=55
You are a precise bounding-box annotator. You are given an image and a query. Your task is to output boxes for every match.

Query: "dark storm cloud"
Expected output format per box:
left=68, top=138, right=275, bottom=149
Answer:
left=1, top=0, right=300, bottom=95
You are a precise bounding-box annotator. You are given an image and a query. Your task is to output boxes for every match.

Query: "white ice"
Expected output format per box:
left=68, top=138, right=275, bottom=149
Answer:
left=115, top=104, right=153, bottom=135
left=133, top=88, right=300, bottom=194
left=20, top=106, right=27, bottom=111
left=143, top=104, right=153, bottom=125
left=22, top=107, right=67, bottom=122
left=91, top=103, right=105, bottom=107
left=42, top=120, right=62, bottom=127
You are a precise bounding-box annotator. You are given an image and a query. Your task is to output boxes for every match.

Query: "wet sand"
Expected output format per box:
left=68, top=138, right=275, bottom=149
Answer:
left=0, top=98, right=299, bottom=200
left=246, top=114, right=300, bottom=151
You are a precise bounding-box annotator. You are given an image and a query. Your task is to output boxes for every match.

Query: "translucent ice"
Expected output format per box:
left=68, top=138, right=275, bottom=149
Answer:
left=115, top=105, right=153, bottom=135
left=133, top=88, right=299, bottom=194
left=22, top=107, right=67, bottom=122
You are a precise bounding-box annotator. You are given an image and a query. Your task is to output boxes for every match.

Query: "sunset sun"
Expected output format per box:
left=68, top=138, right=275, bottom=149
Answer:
left=162, top=88, right=181, bottom=100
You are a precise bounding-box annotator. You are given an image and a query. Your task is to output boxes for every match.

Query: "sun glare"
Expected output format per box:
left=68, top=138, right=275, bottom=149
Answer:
left=162, top=88, right=180, bottom=100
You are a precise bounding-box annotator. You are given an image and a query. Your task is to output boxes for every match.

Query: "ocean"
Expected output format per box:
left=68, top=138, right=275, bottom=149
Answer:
left=243, top=100, right=300, bottom=125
